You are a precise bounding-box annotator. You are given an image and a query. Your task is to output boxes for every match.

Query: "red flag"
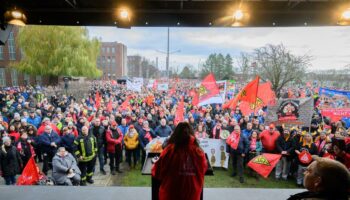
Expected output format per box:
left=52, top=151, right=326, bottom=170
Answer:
left=174, top=98, right=185, bottom=125
left=198, top=73, right=220, bottom=102
left=169, top=88, right=176, bottom=96
left=239, top=81, right=275, bottom=115
left=247, top=153, right=282, bottom=178
left=306, top=82, right=312, bottom=88
left=17, top=157, right=40, bottom=185
left=120, top=98, right=132, bottom=111
left=192, top=91, right=199, bottom=107
left=223, top=76, right=260, bottom=109
left=107, top=99, right=113, bottom=112
left=95, top=92, right=101, bottom=109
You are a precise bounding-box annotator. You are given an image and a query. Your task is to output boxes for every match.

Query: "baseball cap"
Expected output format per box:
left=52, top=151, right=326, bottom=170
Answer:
left=269, top=124, right=275, bottom=129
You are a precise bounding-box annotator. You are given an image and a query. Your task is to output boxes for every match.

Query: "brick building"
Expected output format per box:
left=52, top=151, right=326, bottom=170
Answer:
left=0, top=26, right=48, bottom=87
left=97, top=42, right=127, bottom=79
left=127, top=55, right=142, bottom=77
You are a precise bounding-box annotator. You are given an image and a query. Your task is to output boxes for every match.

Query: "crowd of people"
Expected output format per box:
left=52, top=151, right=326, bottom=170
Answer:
left=0, top=80, right=348, bottom=189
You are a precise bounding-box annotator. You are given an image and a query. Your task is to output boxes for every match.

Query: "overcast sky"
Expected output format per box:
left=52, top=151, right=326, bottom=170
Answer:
left=87, top=26, right=350, bottom=72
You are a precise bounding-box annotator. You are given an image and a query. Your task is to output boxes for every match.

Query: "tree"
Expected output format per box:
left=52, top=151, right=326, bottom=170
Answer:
left=235, top=52, right=252, bottom=81
left=200, top=53, right=234, bottom=80
left=179, top=65, right=195, bottom=79
left=253, top=44, right=311, bottom=97
left=14, top=26, right=102, bottom=82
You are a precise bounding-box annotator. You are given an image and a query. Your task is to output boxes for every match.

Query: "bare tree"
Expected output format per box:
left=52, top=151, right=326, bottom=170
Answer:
left=235, top=52, right=253, bottom=81
left=253, top=44, right=311, bottom=97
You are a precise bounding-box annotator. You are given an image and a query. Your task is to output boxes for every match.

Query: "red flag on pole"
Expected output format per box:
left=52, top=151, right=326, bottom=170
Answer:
left=192, top=91, right=199, bottom=107
left=174, top=98, right=185, bottom=125
left=198, top=73, right=220, bottom=102
left=223, top=76, right=260, bottom=109
left=239, top=81, right=275, bottom=115
left=17, top=157, right=40, bottom=185
left=247, top=153, right=282, bottom=178
left=95, top=92, right=101, bottom=109
left=107, top=99, right=113, bottom=112
left=120, top=98, right=132, bottom=111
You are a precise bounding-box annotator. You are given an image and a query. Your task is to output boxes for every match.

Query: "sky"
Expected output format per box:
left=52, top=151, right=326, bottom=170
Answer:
left=87, top=26, right=350, bottom=72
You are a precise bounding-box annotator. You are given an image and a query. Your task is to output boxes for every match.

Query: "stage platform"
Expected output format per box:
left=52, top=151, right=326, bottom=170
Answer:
left=0, top=186, right=304, bottom=200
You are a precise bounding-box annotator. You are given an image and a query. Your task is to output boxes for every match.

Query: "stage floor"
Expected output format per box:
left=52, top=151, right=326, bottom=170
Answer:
left=0, top=186, right=304, bottom=200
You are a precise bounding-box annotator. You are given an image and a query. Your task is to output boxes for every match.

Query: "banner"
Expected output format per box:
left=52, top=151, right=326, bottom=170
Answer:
left=277, top=99, right=300, bottom=121
left=157, top=83, right=169, bottom=91
left=127, top=79, right=142, bottom=92
left=318, top=87, right=350, bottom=109
left=199, top=138, right=229, bottom=169
left=321, top=108, right=350, bottom=122
left=198, top=80, right=227, bottom=106
left=265, top=98, right=314, bottom=127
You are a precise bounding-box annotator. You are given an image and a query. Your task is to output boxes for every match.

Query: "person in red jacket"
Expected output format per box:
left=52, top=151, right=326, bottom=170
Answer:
left=260, top=124, right=280, bottom=153
left=106, top=121, right=123, bottom=175
left=152, top=122, right=207, bottom=200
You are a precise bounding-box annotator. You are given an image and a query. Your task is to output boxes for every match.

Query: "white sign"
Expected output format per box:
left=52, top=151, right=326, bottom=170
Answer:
left=127, top=79, right=142, bottom=92
left=157, top=83, right=169, bottom=91
left=199, top=138, right=229, bottom=169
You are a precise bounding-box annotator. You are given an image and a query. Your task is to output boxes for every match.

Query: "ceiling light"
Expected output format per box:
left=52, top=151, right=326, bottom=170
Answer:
left=341, top=8, right=350, bottom=20
left=120, top=9, right=129, bottom=20
left=233, top=10, right=244, bottom=21
left=4, top=8, right=27, bottom=26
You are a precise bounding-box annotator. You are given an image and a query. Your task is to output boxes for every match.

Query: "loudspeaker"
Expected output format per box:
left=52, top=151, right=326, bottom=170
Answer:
left=0, top=24, right=13, bottom=45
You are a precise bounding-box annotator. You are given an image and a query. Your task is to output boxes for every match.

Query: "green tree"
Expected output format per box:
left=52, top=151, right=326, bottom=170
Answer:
left=14, top=26, right=102, bottom=82
left=179, top=65, right=195, bottom=79
left=200, top=53, right=234, bottom=80
left=253, top=44, right=311, bottom=97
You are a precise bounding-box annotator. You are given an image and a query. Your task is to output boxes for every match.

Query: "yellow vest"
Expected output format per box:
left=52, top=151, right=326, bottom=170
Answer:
left=124, top=132, right=139, bottom=150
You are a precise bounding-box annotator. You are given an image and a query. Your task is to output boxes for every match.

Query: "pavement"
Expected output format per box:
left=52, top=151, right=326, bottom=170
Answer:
left=0, top=186, right=304, bottom=200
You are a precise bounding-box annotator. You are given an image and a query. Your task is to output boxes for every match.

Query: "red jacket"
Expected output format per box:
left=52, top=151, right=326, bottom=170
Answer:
left=152, top=137, right=207, bottom=200
left=260, top=130, right=280, bottom=152
left=106, top=128, right=123, bottom=153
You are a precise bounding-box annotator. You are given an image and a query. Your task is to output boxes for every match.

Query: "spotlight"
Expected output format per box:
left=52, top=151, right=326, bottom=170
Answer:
left=337, top=8, right=350, bottom=25
left=120, top=9, right=129, bottom=20
left=233, top=10, right=244, bottom=21
left=342, top=8, right=350, bottom=20
left=4, top=8, right=27, bottom=26
left=116, top=7, right=132, bottom=28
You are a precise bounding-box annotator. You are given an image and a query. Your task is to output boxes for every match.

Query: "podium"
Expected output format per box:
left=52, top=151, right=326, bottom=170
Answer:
left=142, top=152, right=214, bottom=200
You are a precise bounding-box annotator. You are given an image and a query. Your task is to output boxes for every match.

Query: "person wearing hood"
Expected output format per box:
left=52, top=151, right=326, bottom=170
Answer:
left=52, top=147, right=81, bottom=186
left=0, top=136, right=22, bottom=185
left=124, top=125, right=139, bottom=169
left=16, top=130, right=35, bottom=170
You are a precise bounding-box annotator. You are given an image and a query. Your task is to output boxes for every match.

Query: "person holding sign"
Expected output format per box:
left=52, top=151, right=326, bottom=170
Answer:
left=295, top=133, right=317, bottom=187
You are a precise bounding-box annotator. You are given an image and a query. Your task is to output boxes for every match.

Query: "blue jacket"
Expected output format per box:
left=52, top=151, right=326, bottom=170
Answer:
left=26, top=115, right=42, bottom=128
left=60, top=134, right=75, bottom=153
left=154, top=125, right=172, bottom=137
left=38, top=131, right=61, bottom=154
left=248, top=140, right=263, bottom=153
left=138, top=128, right=156, bottom=149
left=228, top=134, right=249, bottom=155
left=242, top=129, right=253, bottom=138
left=118, top=125, right=129, bottom=136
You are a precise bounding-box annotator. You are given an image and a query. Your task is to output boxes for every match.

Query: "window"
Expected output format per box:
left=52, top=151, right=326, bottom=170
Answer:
left=0, top=68, right=6, bottom=86
left=24, top=74, right=30, bottom=85
left=36, top=76, right=42, bottom=85
left=8, top=32, right=16, bottom=60
left=111, top=47, right=115, bottom=53
left=107, top=56, right=111, bottom=63
left=0, top=46, right=3, bottom=60
left=11, top=69, right=18, bottom=86
left=112, top=57, right=116, bottom=63
left=102, top=47, right=105, bottom=52
left=107, top=47, right=110, bottom=53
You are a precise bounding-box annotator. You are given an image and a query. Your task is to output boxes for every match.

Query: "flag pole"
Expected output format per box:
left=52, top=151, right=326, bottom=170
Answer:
left=253, top=76, right=260, bottom=117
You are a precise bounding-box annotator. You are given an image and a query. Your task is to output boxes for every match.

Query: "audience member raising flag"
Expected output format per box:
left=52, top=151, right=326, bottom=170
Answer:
left=198, top=73, right=220, bottom=103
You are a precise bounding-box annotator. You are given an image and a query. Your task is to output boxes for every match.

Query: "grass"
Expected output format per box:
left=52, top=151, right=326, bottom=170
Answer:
left=121, top=163, right=297, bottom=188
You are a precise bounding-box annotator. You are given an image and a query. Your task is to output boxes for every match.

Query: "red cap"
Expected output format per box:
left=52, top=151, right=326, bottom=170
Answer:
left=111, top=121, right=117, bottom=126
left=129, top=125, right=134, bottom=129
left=269, top=124, right=275, bottom=129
